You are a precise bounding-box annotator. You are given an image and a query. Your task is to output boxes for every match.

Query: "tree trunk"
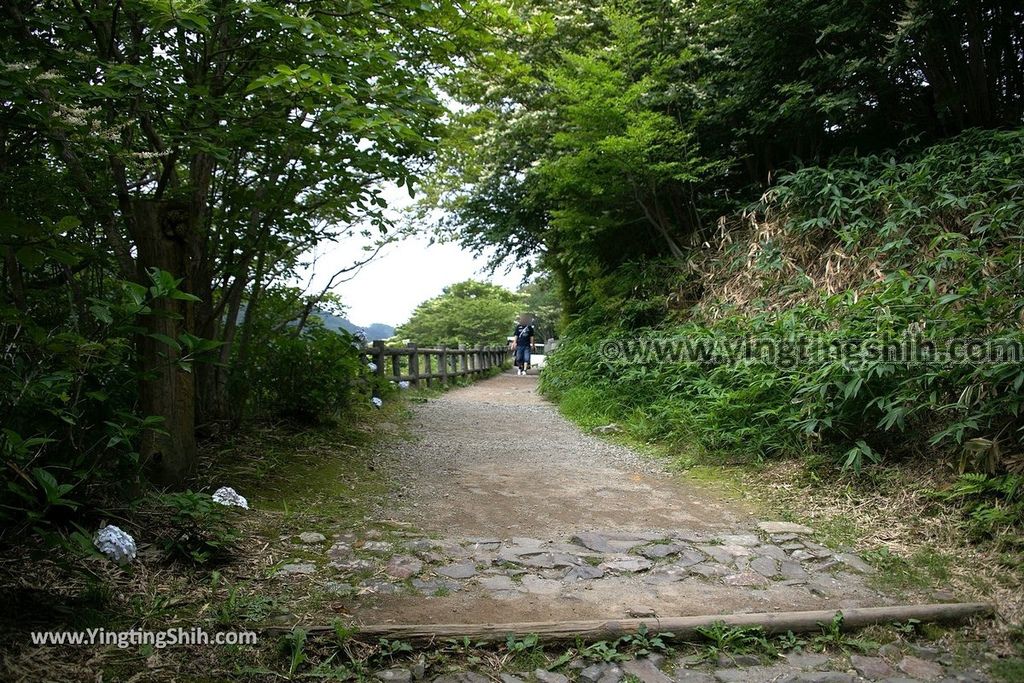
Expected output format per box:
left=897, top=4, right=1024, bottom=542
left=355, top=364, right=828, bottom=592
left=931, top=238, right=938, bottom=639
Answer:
left=130, top=199, right=197, bottom=488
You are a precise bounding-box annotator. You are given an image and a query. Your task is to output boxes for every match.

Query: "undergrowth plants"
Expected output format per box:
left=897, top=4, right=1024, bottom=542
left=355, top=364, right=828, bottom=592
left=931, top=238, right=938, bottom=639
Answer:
left=542, top=129, right=1024, bottom=535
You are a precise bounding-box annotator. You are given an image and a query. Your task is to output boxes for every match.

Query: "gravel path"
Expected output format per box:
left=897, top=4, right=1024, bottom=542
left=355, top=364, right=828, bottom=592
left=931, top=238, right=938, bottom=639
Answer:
left=320, top=372, right=893, bottom=625
left=388, top=372, right=748, bottom=538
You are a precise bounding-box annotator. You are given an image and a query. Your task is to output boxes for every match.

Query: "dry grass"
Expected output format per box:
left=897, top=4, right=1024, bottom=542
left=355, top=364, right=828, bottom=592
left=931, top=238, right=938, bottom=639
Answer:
left=738, top=458, right=1023, bottom=653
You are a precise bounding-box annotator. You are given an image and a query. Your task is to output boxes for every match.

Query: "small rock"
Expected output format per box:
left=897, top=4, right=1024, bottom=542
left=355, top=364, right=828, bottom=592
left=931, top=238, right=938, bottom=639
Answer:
left=645, top=654, right=666, bottom=669
left=750, top=556, right=779, bottom=577
left=478, top=575, right=518, bottom=591
left=835, top=552, right=873, bottom=573
left=519, top=552, right=580, bottom=569
left=908, top=645, right=944, bottom=662
left=593, top=423, right=622, bottom=434
left=778, top=674, right=855, bottom=683
left=386, top=556, right=424, bottom=579
left=808, top=559, right=841, bottom=573
left=601, top=557, right=654, bottom=573
left=877, top=643, right=902, bottom=660
left=780, top=562, right=808, bottom=580
left=431, top=674, right=489, bottom=683
left=621, top=658, right=672, bottom=683
left=328, top=542, right=354, bottom=561
left=362, top=540, right=393, bottom=553
left=298, top=531, right=326, bottom=544
left=581, top=664, right=609, bottom=683
left=627, top=606, right=657, bottom=618
left=324, top=581, right=356, bottom=596
left=755, top=545, right=791, bottom=561
left=897, top=656, right=944, bottom=680
left=572, top=532, right=613, bottom=552
left=435, top=562, right=476, bottom=579
left=699, top=546, right=740, bottom=565
left=565, top=564, right=605, bottom=580
left=722, top=571, right=770, bottom=587
left=534, top=670, right=569, bottom=683
left=758, top=521, right=814, bottom=535
left=406, top=539, right=433, bottom=552
left=500, top=676, right=525, bottom=683
left=360, top=579, right=401, bottom=595
left=639, top=543, right=686, bottom=559
left=930, top=589, right=957, bottom=603
left=717, top=534, right=761, bottom=547
left=332, top=558, right=377, bottom=572
left=850, top=655, right=896, bottom=680
left=375, top=669, right=412, bottom=683
left=673, top=672, right=716, bottom=683
left=596, top=664, right=624, bottom=683
left=411, top=578, right=460, bottom=593
left=790, top=549, right=816, bottom=562
left=674, top=549, right=707, bottom=567
left=717, top=654, right=760, bottom=667
left=278, top=563, right=316, bottom=575
left=690, top=563, right=731, bottom=578
left=785, top=653, right=830, bottom=669
left=412, top=659, right=426, bottom=680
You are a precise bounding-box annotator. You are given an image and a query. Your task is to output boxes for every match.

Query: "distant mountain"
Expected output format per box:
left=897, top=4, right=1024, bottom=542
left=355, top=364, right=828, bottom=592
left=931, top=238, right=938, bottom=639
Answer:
left=314, top=309, right=395, bottom=341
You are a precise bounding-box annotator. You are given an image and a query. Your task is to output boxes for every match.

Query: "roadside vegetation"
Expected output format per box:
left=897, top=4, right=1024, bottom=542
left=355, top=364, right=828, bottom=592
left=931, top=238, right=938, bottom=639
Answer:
left=427, top=0, right=1024, bottom=667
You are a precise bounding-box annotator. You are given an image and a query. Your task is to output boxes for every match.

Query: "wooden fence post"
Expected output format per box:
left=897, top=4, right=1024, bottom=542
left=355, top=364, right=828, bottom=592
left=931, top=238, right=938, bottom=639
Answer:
left=372, top=341, right=386, bottom=380
left=439, top=345, right=448, bottom=385
left=391, top=347, right=402, bottom=382
left=408, top=343, right=419, bottom=386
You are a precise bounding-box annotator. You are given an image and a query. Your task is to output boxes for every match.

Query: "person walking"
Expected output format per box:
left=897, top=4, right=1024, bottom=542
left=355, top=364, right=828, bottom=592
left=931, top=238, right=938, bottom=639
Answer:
left=512, top=314, right=535, bottom=376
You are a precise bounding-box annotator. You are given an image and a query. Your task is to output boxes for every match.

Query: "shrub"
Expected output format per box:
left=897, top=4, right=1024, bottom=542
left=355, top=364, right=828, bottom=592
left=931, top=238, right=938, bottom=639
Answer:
left=543, top=130, right=1024, bottom=530
left=146, top=490, right=240, bottom=565
left=240, top=325, right=370, bottom=423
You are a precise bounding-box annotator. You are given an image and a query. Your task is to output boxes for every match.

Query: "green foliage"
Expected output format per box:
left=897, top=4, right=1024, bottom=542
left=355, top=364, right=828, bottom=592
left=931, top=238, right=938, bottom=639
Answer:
left=433, top=0, right=1024, bottom=312
left=146, top=491, right=240, bottom=565
left=242, top=324, right=370, bottom=424
left=809, top=613, right=878, bottom=653
left=2, top=0, right=502, bottom=499
left=695, top=622, right=773, bottom=658
left=0, top=267, right=207, bottom=538
left=542, top=130, right=1024, bottom=531
left=280, top=628, right=308, bottom=677
left=396, top=280, right=524, bottom=347
left=932, top=475, right=1024, bottom=540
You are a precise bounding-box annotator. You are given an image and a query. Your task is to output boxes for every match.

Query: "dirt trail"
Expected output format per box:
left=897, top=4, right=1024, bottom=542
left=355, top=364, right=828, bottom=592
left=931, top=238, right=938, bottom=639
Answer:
left=325, top=372, right=892, bottom=625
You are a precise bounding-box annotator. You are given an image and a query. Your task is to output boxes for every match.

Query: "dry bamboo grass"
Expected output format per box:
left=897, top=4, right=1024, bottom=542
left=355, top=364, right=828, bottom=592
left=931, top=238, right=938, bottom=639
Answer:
left=743, top=459, right=1023, bottom=653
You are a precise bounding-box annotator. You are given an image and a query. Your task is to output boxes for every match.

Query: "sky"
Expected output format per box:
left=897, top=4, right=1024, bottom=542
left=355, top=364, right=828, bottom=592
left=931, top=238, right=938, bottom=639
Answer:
left=301, top=183, right=528, bottom=328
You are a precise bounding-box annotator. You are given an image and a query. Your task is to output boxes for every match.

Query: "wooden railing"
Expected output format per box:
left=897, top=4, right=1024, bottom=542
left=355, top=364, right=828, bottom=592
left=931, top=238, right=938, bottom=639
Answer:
left=367, top=341, right=510, bottom=387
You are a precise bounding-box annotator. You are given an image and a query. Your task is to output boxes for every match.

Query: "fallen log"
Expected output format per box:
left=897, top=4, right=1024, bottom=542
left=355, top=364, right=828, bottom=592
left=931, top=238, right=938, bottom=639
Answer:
left=268, top=602, right=993, bottom=642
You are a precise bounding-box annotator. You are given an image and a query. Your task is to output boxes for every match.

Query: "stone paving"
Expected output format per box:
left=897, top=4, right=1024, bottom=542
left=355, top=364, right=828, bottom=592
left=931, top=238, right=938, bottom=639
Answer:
left=280, top=522, right=888, bottom=617
left=273, top=373, right=995, bottom=682
left=361, top=648, right=992, bottom=683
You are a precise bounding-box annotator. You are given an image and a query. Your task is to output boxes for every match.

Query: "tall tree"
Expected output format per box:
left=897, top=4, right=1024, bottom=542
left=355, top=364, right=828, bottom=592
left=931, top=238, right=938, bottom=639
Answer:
left=2, top=0, right=491, bottom=486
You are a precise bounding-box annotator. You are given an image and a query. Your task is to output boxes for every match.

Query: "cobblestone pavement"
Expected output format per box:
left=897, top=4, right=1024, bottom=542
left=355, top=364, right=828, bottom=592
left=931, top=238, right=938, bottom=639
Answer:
left=274, top=372, right=993, bottom=682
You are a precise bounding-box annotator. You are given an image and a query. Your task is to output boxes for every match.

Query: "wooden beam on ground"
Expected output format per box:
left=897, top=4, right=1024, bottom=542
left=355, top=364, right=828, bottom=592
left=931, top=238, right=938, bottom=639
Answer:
left=268, top=603, right=993, bottom=641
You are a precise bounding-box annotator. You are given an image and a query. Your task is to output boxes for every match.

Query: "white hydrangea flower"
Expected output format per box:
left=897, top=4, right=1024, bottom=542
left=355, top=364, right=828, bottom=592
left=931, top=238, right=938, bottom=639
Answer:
left=211, top=486, right=248, bottom=509
left=93, top=525, right=137, bottom=564
left=398, top=381, right=410, bottom=390
left=371, top=396, right=383, bottom=408
left=367, top=362, right=378, bottom=372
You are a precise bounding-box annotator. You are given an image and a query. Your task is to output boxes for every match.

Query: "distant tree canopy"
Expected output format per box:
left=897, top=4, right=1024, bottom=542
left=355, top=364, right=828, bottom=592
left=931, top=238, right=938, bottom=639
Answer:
left=429, top=0, right=1024, bottom=315
left=395, top=280, right=524, bottom=347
